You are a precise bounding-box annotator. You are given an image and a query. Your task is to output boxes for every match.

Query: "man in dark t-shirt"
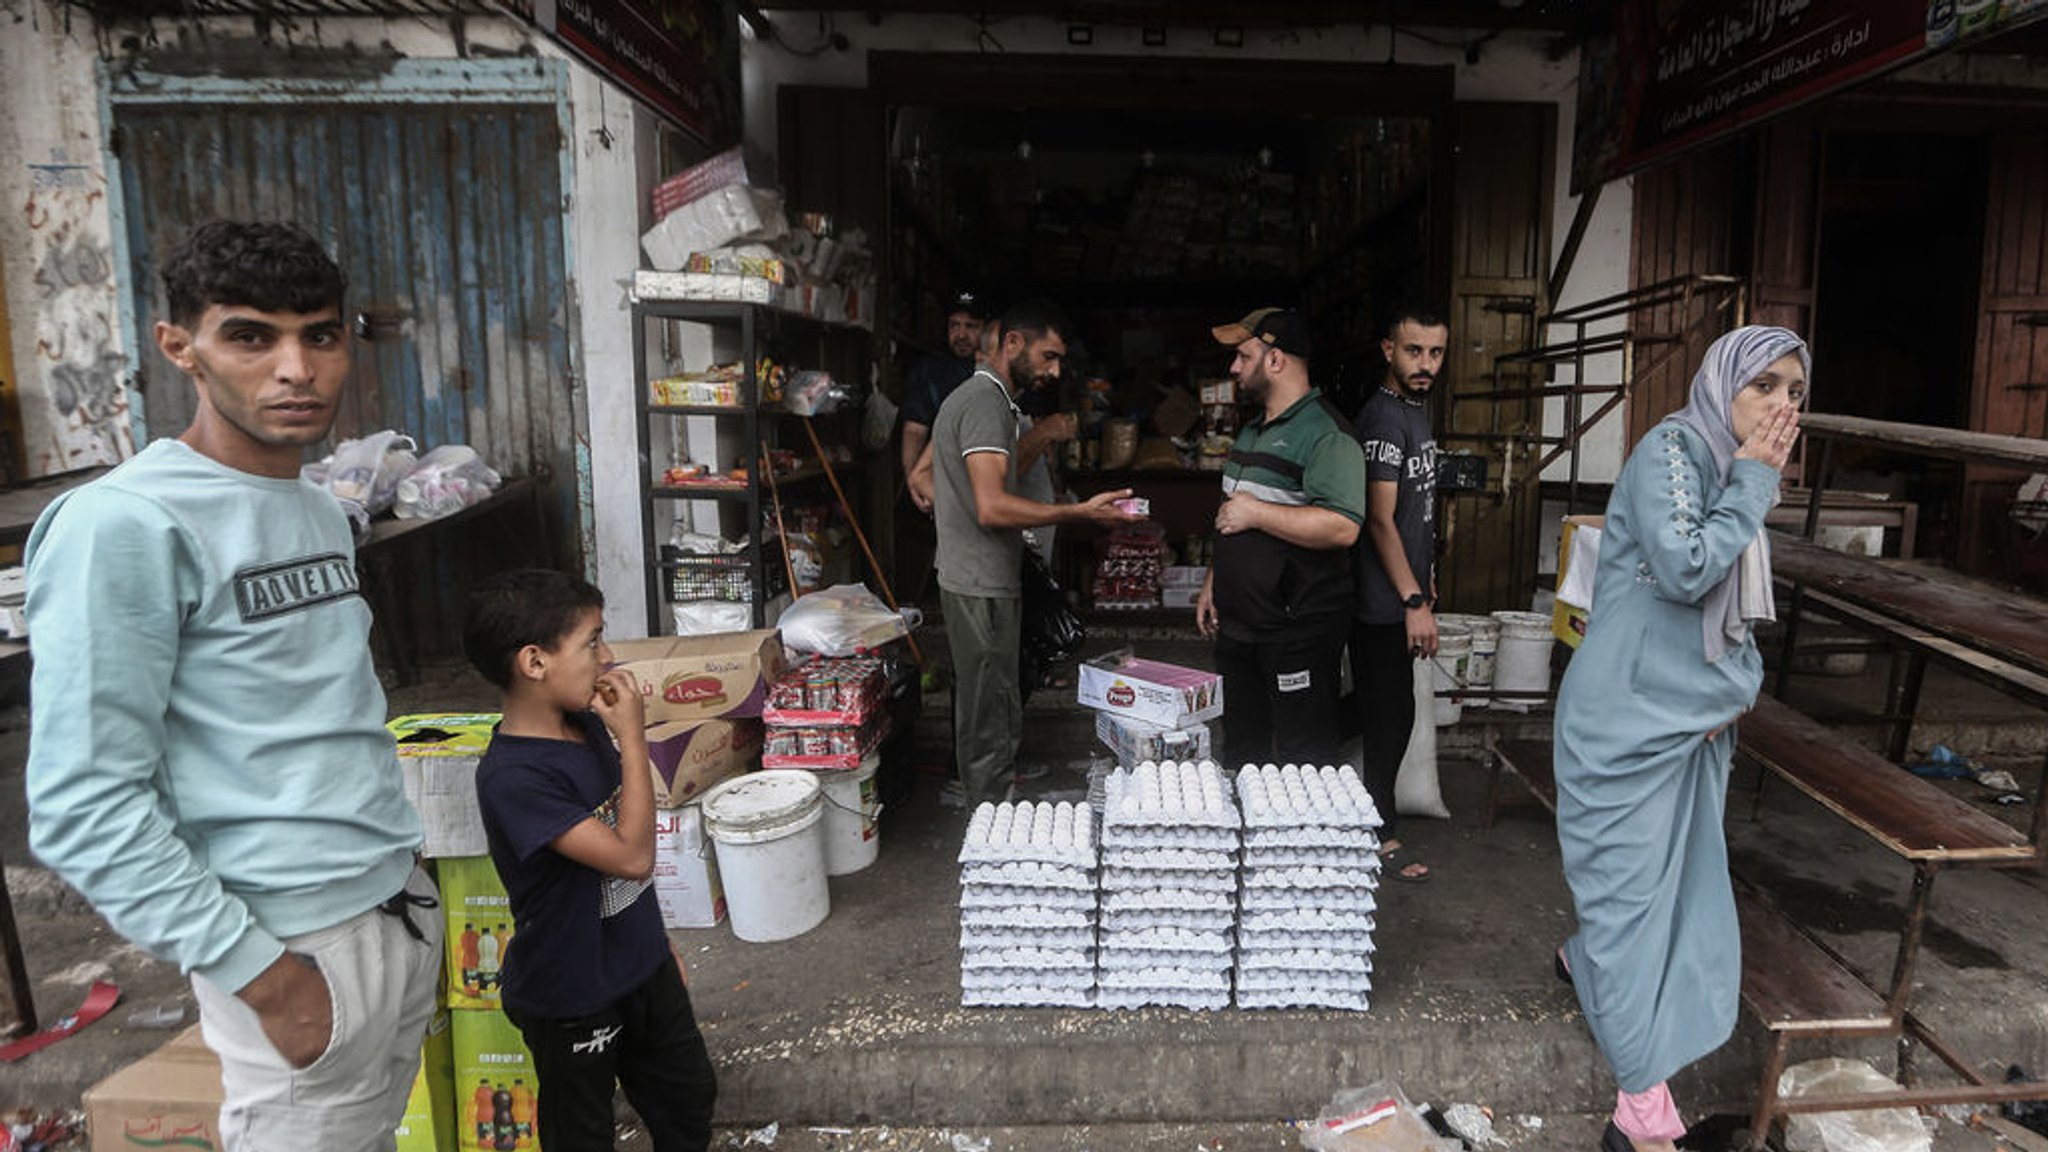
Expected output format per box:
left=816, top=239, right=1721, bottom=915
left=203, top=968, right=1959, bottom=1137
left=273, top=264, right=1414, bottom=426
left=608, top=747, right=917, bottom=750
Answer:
left=1352, top=307, right=1449, bottom=880
left=896, top=290, right=992, bottom=605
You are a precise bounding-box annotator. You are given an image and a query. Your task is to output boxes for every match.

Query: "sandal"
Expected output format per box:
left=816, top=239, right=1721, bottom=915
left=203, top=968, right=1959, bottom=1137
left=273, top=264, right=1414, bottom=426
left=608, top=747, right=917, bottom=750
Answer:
left=1554, top=948, right=1574, bottom=987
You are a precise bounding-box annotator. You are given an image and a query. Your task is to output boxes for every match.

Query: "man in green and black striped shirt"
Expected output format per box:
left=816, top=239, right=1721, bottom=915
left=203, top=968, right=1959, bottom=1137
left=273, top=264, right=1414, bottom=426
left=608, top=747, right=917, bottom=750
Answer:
left=1196, top=308, right=1366, bottom=771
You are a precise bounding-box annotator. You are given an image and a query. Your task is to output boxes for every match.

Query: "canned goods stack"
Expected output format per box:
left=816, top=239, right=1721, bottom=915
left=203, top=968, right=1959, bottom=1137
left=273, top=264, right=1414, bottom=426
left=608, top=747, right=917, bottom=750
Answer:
left=1095, top=760, right=1240, bottom=1011
left=760, top=657, right=890, bottom=770
left=957, top=801, right=1098, bottom=1007
left=1233, top=763, right=1381, bottom=1011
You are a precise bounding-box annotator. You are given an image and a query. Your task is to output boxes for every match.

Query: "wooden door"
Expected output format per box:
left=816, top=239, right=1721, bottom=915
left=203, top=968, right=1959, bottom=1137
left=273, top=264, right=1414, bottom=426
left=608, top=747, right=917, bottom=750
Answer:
left=1966, top=132, right=2048, bottom=585
left=1627, top=140, right=1745, bottom=444
left=1437, top=101, right=1553, bottom=613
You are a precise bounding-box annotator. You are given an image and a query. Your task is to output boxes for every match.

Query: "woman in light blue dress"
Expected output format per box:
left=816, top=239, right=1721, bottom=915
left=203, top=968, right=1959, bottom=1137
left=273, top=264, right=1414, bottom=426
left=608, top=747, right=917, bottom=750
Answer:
left=1553, top=326, right=1809, bottom=1152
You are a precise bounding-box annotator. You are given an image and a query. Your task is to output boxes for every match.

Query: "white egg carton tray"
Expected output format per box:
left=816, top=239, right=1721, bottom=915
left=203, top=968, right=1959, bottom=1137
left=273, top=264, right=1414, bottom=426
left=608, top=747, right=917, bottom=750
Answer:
left=1237, top=928, right=1378, bottom=954
left=1100, top=867, right=1237, bottom=894
left=962, top=987, right=1095, bottom=1009
left=960, top=967, right=1096, bottom=992
left=1234, top=949, right=1376, bottom=974
left=1239, top=909, right=1377, bottom=934
left=1098, top=947, right=1234, bottom=972
left=959, top=802, right=1097, bottom=867
left=1235, top=989, right=1371, bottom=1012
left=1236, top=969, right=1374, bottom=994
left=961, top=947, right=1096, bottom=971
left=1238, top=890, right=1378, bottom=916
left=1096, top=988, right=1231, bottom=1012
left=1237, top=847, right=1379, bottom=870
left=1099, top=907, right=1235, bottom=933
left=1103, top=761, right=1240, bottom=830
left=1101, top=887, right=1234, bottom=915
left=960, top=906, right=1095, bottom=932
left=960, top=862, right=1096, bottom=891
left=1242, top=826, right=1379, bottom=851
left=960, top=926, right=1096, bottom=952
left=1236, top=764, right=1382, bottom=830
left=1100, top=825, right=1241, bottom=852
left=960, top=886, right=1098, bottom=913
left=1097, top=966, right=1233, bottom=993
left=1241, top=866, right=1381, bottom=892
left=1092, top=926, right=1234, bottom=955
left=1100, top=846, right=1239, bottom=872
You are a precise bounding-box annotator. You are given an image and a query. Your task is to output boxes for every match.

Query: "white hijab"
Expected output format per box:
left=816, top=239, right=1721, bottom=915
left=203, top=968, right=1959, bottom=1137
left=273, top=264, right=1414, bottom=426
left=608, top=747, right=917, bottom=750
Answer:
left=1664, top=325, right=1811, bottom=662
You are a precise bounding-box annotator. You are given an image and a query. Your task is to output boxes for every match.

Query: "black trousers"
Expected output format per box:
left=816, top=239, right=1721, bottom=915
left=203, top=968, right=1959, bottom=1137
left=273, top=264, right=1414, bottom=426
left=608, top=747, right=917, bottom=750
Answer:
left=1349, top=620, right=1415, bottom=835
left=1214, top=629, right=1347, bottom=772
left=505, top=954, right=717, bottom=1152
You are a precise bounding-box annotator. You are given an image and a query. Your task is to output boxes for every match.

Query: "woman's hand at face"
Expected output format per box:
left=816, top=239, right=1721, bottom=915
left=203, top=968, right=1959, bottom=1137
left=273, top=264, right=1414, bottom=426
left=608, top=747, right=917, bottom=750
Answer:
left=1733, top=404, right=1800, bottom=471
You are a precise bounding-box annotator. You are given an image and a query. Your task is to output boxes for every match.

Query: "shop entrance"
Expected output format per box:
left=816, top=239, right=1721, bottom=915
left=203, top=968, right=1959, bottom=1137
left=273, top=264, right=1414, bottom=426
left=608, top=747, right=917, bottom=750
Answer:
left=1810, top=131, right=1988, bottom=564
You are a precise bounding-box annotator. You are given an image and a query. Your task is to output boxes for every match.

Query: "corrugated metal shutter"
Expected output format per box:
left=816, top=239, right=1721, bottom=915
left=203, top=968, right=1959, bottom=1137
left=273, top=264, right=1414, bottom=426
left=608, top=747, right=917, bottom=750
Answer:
left=112, top=100, right=577, bottom=561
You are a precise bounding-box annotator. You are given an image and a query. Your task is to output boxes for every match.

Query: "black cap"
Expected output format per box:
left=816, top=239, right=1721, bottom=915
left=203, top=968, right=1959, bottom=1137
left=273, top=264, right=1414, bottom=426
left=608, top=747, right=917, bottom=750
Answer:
left=948, top=290, right=994, bottom=321
left=1212, top=307, right=1311, bottom=360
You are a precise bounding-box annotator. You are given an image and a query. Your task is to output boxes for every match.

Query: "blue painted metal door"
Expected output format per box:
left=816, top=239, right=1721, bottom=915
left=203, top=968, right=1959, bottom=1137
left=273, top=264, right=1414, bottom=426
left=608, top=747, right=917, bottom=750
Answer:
left=112, top=98, right=579, bottom=567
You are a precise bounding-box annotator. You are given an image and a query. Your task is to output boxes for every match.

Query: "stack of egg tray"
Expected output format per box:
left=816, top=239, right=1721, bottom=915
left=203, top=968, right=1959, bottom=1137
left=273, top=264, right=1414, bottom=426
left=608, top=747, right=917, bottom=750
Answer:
left=1233, top=764, right=1382, bottom=1011
left=1096, top=760, right=1240, bottom=1011
left=957, top=801, right=1098, bottom=1008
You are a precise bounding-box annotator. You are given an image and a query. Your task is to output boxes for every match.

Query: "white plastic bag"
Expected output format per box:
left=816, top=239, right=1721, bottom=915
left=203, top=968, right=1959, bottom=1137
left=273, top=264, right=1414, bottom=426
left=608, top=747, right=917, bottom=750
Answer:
left=1780, top=1058, right=1932, bottom=1152
left=394, top=445, right=503, bottom=521
left=776, top=584, right=919, bottom=657
left=313, top=430, right=417, bottom=516
left=1395, top=657, right=1451, bottom=818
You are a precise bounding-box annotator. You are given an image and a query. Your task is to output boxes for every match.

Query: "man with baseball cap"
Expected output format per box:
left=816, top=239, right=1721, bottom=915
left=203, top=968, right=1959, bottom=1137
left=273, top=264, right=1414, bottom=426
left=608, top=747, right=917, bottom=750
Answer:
left=897, top=290, right=994, bottom=604
left=1196, top=308, right=1366, bottom=771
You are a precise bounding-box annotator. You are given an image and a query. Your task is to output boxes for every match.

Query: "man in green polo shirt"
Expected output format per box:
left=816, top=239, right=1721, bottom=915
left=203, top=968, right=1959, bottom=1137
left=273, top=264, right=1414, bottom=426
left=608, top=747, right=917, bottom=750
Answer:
left=1196, top=308, right=1366, bottom=771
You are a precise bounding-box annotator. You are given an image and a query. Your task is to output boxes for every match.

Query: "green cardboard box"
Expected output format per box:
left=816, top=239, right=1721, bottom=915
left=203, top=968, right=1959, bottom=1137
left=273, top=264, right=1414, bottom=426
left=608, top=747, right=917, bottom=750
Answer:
left=394, top=1009, right=456, bottom=1152
left=437, top=856, right=515, bottom=1011
left=451, top=1008, right=540, bottom=1152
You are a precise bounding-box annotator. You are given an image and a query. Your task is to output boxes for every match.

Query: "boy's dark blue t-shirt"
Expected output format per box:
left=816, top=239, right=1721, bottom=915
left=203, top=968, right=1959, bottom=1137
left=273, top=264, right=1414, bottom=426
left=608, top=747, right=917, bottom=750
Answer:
left=476, top=710, right=669, bottom=1018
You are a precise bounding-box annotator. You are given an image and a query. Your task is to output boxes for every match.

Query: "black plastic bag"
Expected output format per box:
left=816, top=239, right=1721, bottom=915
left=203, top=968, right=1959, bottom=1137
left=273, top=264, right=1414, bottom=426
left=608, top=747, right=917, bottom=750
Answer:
left=1019, top=548, right=1084, bottom=702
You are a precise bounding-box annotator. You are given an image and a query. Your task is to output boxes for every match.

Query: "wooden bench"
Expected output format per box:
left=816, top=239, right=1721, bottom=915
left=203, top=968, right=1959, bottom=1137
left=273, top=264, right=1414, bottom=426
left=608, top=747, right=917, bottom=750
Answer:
left=1483, top=735, right=1557, bottom=825
left=1739, top=695, right=2037, bottom=866
left=1735, top=880, right=1898, bottom=1149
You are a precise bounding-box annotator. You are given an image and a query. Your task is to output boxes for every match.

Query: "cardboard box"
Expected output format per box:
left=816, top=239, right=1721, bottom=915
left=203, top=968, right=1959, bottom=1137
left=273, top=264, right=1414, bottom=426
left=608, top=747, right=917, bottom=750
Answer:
left=83, top=1025, right=223, bottom=1151
left=451, top=1009, right=539, bottom=1152
left=1159, top=566, right=1208, bottom=610
left=390, top=714, right=500, bottom=858
left=610, top=630, right=786, bottom=724
left=1096, top=711, right=1212, bottom=767
left=1078, top=653, right=1223, bottom=728
left=648, top=718, right=762, bottom=806
left=437, top=857, right=515, bottom=1011
left=653, top=804, right=726, bottom=929
left=1553, top=515, right=1604, bottom=649
left=395, top=1010, right=457, bottom=1152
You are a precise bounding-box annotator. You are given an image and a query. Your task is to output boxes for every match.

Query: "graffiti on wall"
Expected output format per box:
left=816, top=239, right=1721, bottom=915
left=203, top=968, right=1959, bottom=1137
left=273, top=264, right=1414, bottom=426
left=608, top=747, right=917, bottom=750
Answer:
left=22, top=147, right=132, bottom=472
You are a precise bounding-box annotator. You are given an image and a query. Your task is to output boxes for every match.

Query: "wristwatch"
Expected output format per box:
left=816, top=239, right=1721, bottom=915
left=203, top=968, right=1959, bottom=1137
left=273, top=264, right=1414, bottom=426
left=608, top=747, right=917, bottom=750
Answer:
left=1402, top=592, right=1431, bottom=610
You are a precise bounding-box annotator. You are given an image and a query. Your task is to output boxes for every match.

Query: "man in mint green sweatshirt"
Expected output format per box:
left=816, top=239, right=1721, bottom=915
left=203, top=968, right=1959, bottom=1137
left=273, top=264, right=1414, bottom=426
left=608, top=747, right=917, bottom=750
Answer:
left=25, top=220, right=441, bottom=1150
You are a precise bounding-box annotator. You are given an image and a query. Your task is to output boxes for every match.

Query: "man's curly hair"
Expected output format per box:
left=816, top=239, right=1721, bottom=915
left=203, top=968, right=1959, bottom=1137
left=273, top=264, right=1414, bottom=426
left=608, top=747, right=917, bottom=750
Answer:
left=161, top=219, right=347, bottom=328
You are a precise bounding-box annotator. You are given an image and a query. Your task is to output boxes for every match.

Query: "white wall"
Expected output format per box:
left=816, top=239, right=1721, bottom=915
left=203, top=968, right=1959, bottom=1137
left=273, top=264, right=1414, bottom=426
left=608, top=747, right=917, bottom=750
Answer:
left=740, top=12, right=1637, bottom=485
left=0, top=4, right=132, bottom=476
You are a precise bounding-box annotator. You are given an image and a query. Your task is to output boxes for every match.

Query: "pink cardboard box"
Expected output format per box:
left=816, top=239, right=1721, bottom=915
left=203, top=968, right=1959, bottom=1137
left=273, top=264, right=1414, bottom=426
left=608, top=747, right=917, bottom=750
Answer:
left=1077, top=653, right=1223, bottom=728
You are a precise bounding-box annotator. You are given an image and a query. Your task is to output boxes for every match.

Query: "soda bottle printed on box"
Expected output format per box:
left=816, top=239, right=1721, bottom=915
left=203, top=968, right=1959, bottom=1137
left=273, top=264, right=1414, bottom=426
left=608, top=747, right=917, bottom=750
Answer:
left=511, top=1078, right=535, bottom=1145
left=470, top=1080, right=494, bottom=1150
left=459, top=925, right=481, bottom=994
left=494, top=1083, right=515, bottom=1150
left=478, top=925, right=503, bottom=991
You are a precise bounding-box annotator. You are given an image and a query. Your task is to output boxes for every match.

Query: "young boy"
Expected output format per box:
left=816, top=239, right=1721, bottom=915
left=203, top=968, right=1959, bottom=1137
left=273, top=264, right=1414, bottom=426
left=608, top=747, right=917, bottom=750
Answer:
left=463, top=569, right=718, bottom=1151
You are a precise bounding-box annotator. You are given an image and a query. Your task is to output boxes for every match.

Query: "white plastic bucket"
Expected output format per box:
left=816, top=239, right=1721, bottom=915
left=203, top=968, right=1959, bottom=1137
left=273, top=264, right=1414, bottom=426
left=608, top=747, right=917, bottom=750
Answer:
left=1436, top=614, right=1499, bottom=707
left=1490, top=610, right=1554, bottom=713
left=809, top=754, right=882, bottom=876
left=701, top=770, right=829, bottom=943
left=1431, top=621, right=1472, bottom=727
